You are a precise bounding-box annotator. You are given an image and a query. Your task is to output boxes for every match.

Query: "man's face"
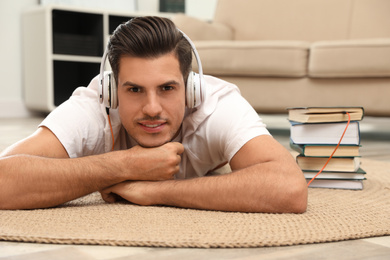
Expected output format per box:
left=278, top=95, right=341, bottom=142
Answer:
left=117, top=53, right=186, bottom=148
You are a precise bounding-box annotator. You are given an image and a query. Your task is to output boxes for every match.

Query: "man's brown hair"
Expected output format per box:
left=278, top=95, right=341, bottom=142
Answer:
left=107, top=16, right=192, bottom=85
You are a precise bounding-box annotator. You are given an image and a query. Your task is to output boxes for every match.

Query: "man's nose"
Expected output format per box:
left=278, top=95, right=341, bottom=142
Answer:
left=142, top=93, right=163, bottom=117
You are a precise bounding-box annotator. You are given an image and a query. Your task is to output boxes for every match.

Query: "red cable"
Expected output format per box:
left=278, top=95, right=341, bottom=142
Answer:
left=307, top=112, right=351, bottom=186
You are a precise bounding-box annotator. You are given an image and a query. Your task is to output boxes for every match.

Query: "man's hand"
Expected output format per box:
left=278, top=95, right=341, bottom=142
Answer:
left=100, top=181, right=156, bottom=206
left=100, top=142, right=184, bottom=205
left=118, top=142, right=184, bottom=181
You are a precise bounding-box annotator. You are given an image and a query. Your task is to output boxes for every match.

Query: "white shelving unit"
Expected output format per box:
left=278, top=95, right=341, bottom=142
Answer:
left=22, top=5, right=172, bottom=112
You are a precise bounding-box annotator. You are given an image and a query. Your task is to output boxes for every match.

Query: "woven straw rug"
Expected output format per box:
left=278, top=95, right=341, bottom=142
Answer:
left=1, top=158, right=389, bottom=248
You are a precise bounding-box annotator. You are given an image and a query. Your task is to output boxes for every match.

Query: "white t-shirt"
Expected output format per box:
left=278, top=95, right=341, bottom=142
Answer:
left=40, top=75, right=270, bottom=179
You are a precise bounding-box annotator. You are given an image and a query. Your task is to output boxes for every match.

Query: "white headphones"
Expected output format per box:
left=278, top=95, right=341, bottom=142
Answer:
left=98, top=29, right=205, bottom=110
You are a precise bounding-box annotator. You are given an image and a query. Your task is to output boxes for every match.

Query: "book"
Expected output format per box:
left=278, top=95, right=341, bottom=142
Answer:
left=306, top=179, right=363, bottom=190
left=296, top=156, right=361, bottom=172
left=290, top=142, right=361, bottom=157
left=287, top=107, right=364, bottom=123
left=288, top=106, right=365, bottom=190
left=290, top=121, right=360, bottom=145
left=303, top=168, right=366, bottom=180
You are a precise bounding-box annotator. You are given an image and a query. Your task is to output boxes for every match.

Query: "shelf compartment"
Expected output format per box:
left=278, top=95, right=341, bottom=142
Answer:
left=52, top=9, right=103, bottom=57
left=53, top=60, right=100, bottom=106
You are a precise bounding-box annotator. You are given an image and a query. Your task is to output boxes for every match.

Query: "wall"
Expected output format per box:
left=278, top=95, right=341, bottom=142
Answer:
left=186, top=0, right=218, bottom=20
left=0, top=0, right=38, bottom=117
left=0, top=0, right=217, bottom=118
left=40, top=0, right=137, bottom=11
left=136, top=0, right=218, bottom=20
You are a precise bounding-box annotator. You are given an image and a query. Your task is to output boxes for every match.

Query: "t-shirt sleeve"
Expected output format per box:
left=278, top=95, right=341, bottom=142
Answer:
left=206, top=90, right=270, bottom=162
left=39, top=86, right=108, bottom=158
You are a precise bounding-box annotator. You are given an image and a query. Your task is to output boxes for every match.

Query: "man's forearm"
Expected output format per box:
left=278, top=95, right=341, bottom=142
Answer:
left=0, top=142, right=184, bottom=210
left=111, top=161, right=308, bottom=213
left=0, top=153, right=122, bottom=210
left=159, top=164, right=306, bottom=213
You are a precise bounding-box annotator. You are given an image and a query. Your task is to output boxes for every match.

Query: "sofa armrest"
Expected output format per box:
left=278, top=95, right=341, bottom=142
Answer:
left=309, top=38, right=390, bottom=78
left=172, top=14, right=234, bottom=41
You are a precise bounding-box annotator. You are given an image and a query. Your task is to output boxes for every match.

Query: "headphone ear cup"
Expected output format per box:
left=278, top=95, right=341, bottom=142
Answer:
left=101, top=71, right=111, bottom=108
left=101, top=71, right=118, bottom=109
left=109, top=73, right=118, bottom=109
left=186, top=71, right=202, bottom=108
left=186, top=72, right=195, bottom=108
left=193, top=72, right=202, bottom=107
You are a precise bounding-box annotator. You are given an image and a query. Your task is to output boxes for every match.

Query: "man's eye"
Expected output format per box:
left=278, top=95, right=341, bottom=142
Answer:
left=129, top=87, right=141, bottom=93
left=162, top=86, right=174, bottom=91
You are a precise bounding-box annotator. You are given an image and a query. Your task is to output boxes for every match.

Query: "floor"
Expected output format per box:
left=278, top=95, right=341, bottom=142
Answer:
left=0, top=114, right=389, bottom=259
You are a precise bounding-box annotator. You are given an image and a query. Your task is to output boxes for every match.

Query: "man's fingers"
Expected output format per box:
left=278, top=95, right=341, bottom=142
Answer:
left=166, top=142, right=184, bottom=155
left=175, top=142, right=185, bottom=154
left=100, top=190, right=116, bottom=203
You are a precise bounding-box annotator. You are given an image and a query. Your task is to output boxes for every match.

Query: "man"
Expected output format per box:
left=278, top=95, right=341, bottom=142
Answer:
left=0, top=17, right=307, bottom=212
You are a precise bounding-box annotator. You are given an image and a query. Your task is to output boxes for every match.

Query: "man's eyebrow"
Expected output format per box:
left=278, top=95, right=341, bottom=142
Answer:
left=122, top=81, right=143, bottom=88
left=158, top=80, right=181, bottom=87
left=121, top=80, right=181, bottom=88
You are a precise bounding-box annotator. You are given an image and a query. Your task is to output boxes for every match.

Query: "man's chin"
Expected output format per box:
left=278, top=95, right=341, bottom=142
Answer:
left=137, top=139, right=170, bottom=148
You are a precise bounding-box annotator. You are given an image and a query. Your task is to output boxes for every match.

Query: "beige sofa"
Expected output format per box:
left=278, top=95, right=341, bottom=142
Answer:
left=172, top=0, right=390, bottom=116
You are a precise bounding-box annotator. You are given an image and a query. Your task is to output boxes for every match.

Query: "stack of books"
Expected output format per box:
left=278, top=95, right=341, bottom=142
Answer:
left=288, top=107, right=365, bottom=190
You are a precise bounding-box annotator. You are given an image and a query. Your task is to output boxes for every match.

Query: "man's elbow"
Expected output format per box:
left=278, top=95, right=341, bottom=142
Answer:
left=250, top=178, right=308, bottom=214
left=284, top=178, right=308, bottom=214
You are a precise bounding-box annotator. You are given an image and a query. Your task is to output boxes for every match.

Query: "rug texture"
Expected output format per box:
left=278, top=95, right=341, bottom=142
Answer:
left=1, top=158, right=389, bottom=248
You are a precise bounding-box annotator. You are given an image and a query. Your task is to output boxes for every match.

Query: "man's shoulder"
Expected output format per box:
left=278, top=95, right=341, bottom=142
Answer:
left=203, top=75, right=239, bottom=93
left=202, top=75, right=241, bottom=106
left=183, top=75, right=253, bottom=132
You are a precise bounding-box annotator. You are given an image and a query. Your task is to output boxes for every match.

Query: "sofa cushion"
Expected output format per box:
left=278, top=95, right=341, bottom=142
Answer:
left=309, top=39, right=390, bottom=78
left=194, top=41, right=310, bottom=77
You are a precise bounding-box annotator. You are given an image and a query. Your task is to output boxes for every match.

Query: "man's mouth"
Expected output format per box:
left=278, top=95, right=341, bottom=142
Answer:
left=143, top=123, right=163, bottom=128
left=138, top=121, right=166, bottom=133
